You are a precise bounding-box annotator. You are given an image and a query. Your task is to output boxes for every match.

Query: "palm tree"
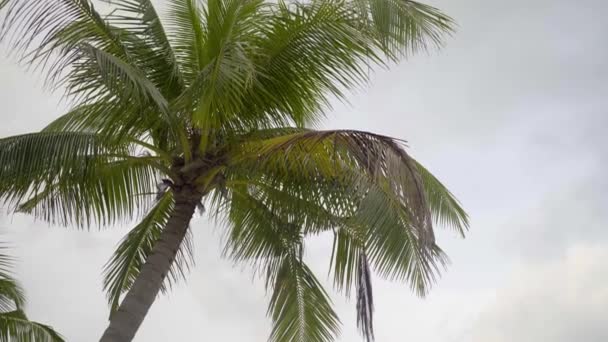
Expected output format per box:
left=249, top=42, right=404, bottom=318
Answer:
left=0, top=245, right=64, bottom=341
left=0, top=0, right=468, bottom=341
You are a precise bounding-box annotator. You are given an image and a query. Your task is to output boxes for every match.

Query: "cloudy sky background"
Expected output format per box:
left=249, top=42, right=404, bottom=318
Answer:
left=1, top=0, right=607, bottom=340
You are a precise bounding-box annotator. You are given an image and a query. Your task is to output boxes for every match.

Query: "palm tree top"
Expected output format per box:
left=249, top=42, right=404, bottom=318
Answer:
left=0, top=0, right=467, bottom=341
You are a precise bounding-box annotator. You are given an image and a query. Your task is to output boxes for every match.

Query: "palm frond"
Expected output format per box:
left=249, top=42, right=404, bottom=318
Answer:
left=414, top=160, right=469, bottom=236
left=192, top=0, right=265, bottom=135
left=0, top=249, right=13, bottom=280
left=268, top=257, right=341, bottom=342
left=351, top=0, right=455, bottom=58
left=0, top=248, right=25, bottom=312
left=103, top=191, right=194, bottom=316
left=0, top=310, right=64, bottom=342
left=229, top=128, right=434, bottom=243
left=223, top=187, right=341, bottom=342
left=229, top=127, right=460, bottom=339
left=350, top=186, right=447, bottom=295
left=355, top=252, right=374, bottom=342
left=243, top=0, right=381, bottom=128
left=166, top=0, right=207, bottom=82
left=0, top=0, right=127, bottom=84
left=69, top=43, right=169, bottom=113
left=102, top=0, right=185, bottom=98
left=0, top=279, right=25, bottom=312
left=0, top=132, right=161, bottom=227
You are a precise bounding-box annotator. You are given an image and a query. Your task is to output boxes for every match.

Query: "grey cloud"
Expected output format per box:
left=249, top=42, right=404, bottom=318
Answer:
left=466, top=243, right=608, bottom=342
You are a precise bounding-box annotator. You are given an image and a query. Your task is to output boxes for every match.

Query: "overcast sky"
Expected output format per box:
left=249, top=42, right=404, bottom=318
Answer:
left=1, top=0, right=607, bottom=341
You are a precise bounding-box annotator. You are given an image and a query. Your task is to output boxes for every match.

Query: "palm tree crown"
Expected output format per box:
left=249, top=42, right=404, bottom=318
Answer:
left=0, top=0, right=468, bottom=341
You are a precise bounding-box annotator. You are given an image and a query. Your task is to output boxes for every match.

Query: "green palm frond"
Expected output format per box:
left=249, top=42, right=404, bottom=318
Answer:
left=42, top=101, right=152, bottom=143
left=351, top=0, right=454, bottom=58
left=414, top=160, right=469, bottom=236
left=0, top=249, right=12, bottom=280
left=230, top=129, right=435, bottom=242
left=166, top=0, right=207, bottom=81
left=102, top=0, right=185, bottom=98
left=0, top=248, right=25, bottom=312
left=0, top=0, right=127, bottom=84
left=269, top=257, right=341, bottom=342
left=70, top=43, right=170, bottom=113
left=228, top=128, right=464, bottom=339
left=243, top=0, right=381, bottom=129
left=185, top=0, right=267, bottom=144
left=103, top=191, right=194, bottom=316
left=349, top=185, right=447, bottom=295
left=0, top=132, right=162, bottom=227
left=0, top=279, right=25, bottom=312
left=0, top=310, right=64, bottom=342
left=224, top=187, right=340, bottom=342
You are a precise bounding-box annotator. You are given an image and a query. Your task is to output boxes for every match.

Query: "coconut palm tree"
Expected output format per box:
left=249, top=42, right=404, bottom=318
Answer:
left=0, top=245, right=64, bottom=341
left=0, top=0, right=468, bottom=341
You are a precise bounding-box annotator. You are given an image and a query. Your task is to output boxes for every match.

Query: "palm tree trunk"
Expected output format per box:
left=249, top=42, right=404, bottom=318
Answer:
left=99, top=190, right=201, bottom=342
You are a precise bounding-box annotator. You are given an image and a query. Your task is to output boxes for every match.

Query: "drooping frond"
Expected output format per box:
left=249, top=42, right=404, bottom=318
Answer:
left=348, top=185, right=447, bottom=295
left=223, top=186, right=341, bottom=342
left=229, top=129, right=435, bottom=243
left=103, top=191, right=194, bottom=316
left=0, top=310, right=65, bottom=342
left=268, top=257, right=341, bottom=342
left=227, top=128, right=462, bottom=340
left=355, top=252, right=374, bottom=342
left=0, top=132, right=162, bottom=227
left=414, top=160, right=469, bottom=236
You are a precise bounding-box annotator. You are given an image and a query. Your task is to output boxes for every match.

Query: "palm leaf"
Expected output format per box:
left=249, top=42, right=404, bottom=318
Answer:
left=268, top=257, right=341, bottom=342
left=69, top=43, right=170, bottom=113
left=223, top=187, right=341, bottom=342
left=229, top=128, right=463, bottom=340
left=230, top=129, right=435, bottom=243
left=414, top=160, right=469, bottom=236
left=102, top=0, right=185, bottom=98
left=243, top=0, right=381, bottom=128
left=0, top=310, right=64, bottom=342
left=355, top=252, right=374, bottom=342
left=0, top=132, right=161, bottom=227
left=193, top=0, right=265, bottom=134
left=0, top=0, right=128, bottom=85
left=351, top=0, right=454, bottom=58
left=0, top=279, right=25, bottom=312
left=0, top=247, right=25, bottom=312
left=166, top=0, right=207, bottom=82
